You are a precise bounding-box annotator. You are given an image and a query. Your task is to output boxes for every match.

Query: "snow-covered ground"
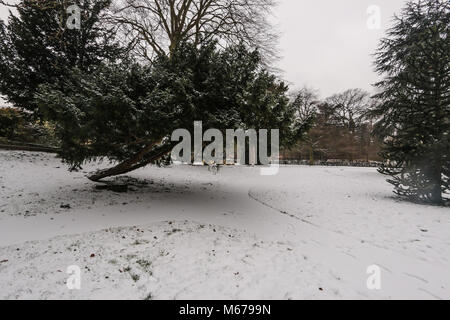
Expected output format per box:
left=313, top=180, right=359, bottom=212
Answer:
left=0, top=150, right=449, bottom=299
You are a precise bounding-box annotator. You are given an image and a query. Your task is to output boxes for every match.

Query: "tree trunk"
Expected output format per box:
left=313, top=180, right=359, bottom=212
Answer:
left=430, top=182, right=443, bottom=204
left=309, top=146, right=314, bottom=165
left=88, top=143, right=174, bottom=182
left=429, top=160, right=443, bottom=204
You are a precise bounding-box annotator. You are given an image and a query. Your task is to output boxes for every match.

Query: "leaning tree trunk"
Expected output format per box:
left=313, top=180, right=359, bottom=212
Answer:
left=87, top=143, right=175, bottom=182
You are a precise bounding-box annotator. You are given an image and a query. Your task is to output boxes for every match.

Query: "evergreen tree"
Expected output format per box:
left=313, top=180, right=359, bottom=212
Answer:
left=0, top=0, right=122, bottom=113
left=370, top=0, right=449, bottom=204
left=36, top=42, right=310, bottom=181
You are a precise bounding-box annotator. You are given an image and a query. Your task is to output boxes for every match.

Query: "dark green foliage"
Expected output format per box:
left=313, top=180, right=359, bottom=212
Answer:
left=36, top=42, right=309, bottom=171
left=0, top=1, right=310, bottom=179
left=370, top=0, right=449, bottom=204
left=0, top=108, right=23, bottom=140
left=0, top=107, right=58, bottom=145
left=0, top=0, right=122, bottom=113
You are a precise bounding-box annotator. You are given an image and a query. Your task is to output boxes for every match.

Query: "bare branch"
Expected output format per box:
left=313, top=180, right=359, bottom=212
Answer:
left=110, top=0, right=279, bottom=63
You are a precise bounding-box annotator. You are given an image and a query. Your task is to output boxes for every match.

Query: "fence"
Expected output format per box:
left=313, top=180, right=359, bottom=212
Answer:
left=279, top=159, right=381, bottom=168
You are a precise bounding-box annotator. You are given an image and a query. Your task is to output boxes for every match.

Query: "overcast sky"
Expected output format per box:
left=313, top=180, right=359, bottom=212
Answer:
left=273, top=0, right=407, bottom=98
left=0, top=0, right=408, bottom=105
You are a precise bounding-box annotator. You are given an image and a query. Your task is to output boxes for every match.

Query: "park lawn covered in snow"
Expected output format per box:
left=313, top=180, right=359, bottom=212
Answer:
left=0, top=150, right=449, bottom=299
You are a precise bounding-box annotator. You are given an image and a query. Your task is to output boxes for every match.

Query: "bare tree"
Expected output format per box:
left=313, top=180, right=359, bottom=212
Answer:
left=291, top=87, right=319, bottom=123
left=288, top=87, right=320, bottom=164
left=326, top=88, right=370, bottom=132
left=110, top=0, right=279, bottom=62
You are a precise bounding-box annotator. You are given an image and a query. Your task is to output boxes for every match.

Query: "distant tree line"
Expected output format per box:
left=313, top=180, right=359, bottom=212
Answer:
left=282, top=88, right=381, bottom=164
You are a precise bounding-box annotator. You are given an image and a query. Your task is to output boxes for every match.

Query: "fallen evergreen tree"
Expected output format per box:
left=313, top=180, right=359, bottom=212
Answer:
left=36, top=42, right=313, bottom=181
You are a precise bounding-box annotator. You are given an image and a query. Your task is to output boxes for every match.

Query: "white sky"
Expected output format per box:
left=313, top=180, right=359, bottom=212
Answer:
left=0, top=0, right=408, bottom=105
left=273, top=0, right=407, bottom=98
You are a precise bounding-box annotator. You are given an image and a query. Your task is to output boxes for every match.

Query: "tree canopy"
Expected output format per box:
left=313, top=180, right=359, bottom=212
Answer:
left=0, top=0, right=122, bottom=113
